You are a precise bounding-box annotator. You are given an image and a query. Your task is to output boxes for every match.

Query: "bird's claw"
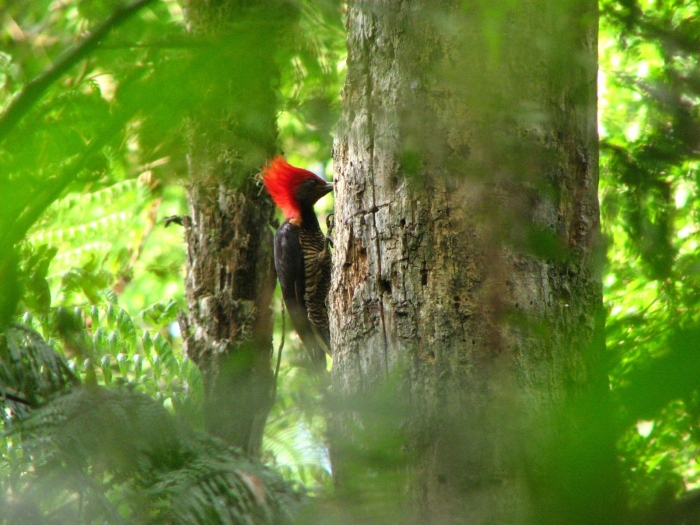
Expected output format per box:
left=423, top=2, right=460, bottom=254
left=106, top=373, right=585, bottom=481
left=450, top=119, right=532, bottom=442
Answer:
left=326, top=213, right=335, bottom=249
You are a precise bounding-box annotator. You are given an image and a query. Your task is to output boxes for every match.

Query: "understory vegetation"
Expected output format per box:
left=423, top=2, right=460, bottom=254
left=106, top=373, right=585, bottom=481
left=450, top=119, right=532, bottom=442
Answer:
left=1, top=0, right=700, bottom=522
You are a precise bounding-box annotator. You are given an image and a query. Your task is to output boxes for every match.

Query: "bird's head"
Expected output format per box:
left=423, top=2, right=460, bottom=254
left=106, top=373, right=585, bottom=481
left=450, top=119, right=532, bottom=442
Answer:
left=261, top=156, right=333, bottom=219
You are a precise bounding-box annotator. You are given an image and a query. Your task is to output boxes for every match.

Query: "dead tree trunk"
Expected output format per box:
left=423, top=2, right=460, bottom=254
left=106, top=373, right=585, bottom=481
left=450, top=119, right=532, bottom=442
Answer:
left=330, top=1, right=621, bottom=523
left=179, top=2, right=287, bottom=456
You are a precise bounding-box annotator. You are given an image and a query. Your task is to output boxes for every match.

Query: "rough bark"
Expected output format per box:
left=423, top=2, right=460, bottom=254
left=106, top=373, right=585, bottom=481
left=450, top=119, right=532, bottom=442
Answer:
left=179, top=1, right=285, bottom=456
left=330, top=1, right=618, bottom=523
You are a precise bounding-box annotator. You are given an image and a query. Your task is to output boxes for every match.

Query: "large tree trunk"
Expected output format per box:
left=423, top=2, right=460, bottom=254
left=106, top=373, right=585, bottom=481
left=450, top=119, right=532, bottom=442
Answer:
left=330, top=1, right=620, bottom=523
left=179, top=1, right=286, bottom=456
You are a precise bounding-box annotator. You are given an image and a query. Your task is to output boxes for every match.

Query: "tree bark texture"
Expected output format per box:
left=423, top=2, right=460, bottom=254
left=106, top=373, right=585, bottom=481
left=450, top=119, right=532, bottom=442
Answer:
left=179, top=1, right=287, bottom=456
left=331, top=1, right=617, bottom=523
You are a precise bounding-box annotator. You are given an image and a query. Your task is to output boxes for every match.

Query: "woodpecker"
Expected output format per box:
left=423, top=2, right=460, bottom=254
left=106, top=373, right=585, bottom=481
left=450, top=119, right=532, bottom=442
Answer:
left=262, top=156, right=333, bottom=370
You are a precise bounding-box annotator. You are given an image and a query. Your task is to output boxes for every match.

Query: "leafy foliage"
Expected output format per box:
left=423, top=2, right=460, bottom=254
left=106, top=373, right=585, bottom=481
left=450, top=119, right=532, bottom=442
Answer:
left=14, top=0, right=700, bottom=522
left=262, top=332, right=332, bottom=493
left=2, top=385, right=301, bottom=524
left=600, top=0, right=700, bottom=511
left=0, top=0, right=344, bottom=520
left=0, top=323, right=78, bottom=422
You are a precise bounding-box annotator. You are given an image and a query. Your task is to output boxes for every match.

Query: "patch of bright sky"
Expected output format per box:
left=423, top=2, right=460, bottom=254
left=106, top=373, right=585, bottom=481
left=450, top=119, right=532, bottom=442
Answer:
left=625, top=121, right=641, bottom=142
left=597, top=27, right=655, bottom=141
left=637, top=419, right=654, bottom=438
left=164, top=0, right=184, bottom=22
left=676, top=183, right=690, bottom=209
left=677, top=221, right=695, bottom=241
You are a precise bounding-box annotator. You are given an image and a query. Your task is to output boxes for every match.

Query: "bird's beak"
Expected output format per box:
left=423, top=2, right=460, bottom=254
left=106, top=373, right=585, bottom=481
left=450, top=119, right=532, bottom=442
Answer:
left=320, top=182, right=333, bottom=196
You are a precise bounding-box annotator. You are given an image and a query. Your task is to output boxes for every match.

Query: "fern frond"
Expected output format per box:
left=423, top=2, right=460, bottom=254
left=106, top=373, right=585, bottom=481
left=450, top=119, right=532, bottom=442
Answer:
left=5, top=386, right=302, bottom=525
left=0, top=323, right=78, bottom=418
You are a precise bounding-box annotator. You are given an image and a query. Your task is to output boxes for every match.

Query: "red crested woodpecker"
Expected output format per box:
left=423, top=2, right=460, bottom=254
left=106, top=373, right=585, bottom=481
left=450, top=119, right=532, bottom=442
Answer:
left=261, top=156, right=333, bottom=370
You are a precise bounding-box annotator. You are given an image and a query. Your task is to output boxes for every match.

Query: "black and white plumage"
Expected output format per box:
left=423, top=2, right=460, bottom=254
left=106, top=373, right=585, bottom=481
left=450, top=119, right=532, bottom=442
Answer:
left=262, top=156, right=333, bottom=370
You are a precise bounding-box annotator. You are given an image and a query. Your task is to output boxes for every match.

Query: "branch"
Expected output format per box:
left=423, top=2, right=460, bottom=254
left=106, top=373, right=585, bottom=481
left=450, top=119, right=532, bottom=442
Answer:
left=97, top=36, right=206, bottom=50
left=0, top=105, right=130, bottom=254
left=0, top=0, right=155, bottom=142
left=112, top=197, right=163, bottom=295
left=271, top=305, right=285, bottom=405
left=1, top=389, right=31, bottom=406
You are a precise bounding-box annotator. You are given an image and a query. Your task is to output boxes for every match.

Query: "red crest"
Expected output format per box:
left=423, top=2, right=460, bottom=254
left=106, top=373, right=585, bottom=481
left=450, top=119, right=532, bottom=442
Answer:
left=261, top=156, right=325, bottom=219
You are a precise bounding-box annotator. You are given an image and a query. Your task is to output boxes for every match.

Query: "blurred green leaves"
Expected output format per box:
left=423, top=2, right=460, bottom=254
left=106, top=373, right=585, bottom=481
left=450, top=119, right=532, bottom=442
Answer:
left=0, top=0, right=345, bottom=516
left=601, top=0, right=700, bottom=506
left=5, top=0, right=700, bottom=521
left=1, top=385, right=301, bottom=524
left=2, top=0, right=700, bottom=520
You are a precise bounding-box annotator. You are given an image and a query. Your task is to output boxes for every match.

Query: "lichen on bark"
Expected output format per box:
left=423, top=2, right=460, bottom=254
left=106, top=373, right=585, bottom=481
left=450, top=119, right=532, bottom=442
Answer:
left=178, top=0, right=288, bottom=456
left=330, top=1, right=618, bottom=523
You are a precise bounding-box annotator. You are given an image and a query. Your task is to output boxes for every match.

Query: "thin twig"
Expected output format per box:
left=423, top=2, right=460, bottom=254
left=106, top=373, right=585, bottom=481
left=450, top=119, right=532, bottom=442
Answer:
left=1, top=390, right=31, bottom=406
left=271, top=304, right=285, bottom=405
left=97, top=37, right=207, bottom=50
left=2, top=123, right=112, bottom=252
left=0, top=0, right=155, bottom=142
left=112, top=198, right=163, bottom=295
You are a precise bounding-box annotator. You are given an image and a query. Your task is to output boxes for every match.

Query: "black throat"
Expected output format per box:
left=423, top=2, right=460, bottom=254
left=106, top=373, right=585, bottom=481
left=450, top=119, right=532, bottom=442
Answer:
left=300, top=205, right=321, bottom=232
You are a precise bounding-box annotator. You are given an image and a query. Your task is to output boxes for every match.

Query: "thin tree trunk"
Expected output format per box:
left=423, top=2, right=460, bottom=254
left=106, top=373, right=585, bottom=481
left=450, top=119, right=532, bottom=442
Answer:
left=179, top=1, right=286, bottom=456
left=330, top=1, right=620, bottom=523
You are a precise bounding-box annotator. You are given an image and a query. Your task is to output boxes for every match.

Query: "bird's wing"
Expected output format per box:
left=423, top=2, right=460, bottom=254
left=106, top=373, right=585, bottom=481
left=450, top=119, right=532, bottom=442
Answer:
left=274, top=222, right=328, bottom=369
